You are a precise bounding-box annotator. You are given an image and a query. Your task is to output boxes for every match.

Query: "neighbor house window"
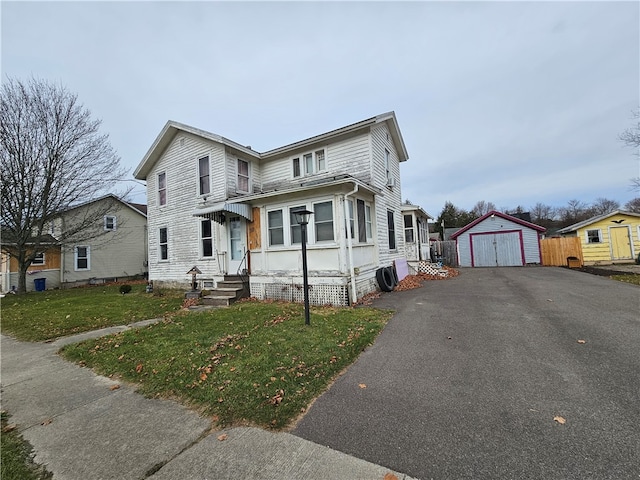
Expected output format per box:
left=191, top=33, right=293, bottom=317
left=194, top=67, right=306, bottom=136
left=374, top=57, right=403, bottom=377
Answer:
left=387, top=210, right=396, bottom=250
left=104, top=215, right=117, bottom=231
left=75, top=246, right=90, bottom=270
left=201, top=220, right=213, bottom=257
left=159, top=227, right=168, bottom=260
left=32, top=252, right=45, bottom=265
left=314, top=201, right=334, bottom=242
left=586, top=229, right=601, bottom=244
left=268, top=210, right=284, bottom=246
left=158, top=172, right=167, bottom=206
left=199, top=156, right=210, bottom=195
left=290, top=206, right=306, bottom=244
left=237, top=159, right=249, bottom=192
left=292, top=149, right=326, bottom=177
left=404, top=215, right=414, bottom=243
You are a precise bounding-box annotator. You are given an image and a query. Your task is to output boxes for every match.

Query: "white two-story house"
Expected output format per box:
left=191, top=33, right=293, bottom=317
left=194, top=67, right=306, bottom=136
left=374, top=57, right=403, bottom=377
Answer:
left=134, top=112, right=421, bottom=305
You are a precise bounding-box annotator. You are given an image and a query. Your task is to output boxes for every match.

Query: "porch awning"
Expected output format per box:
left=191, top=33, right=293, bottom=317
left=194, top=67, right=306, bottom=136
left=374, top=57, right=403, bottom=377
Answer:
left=192, top=202, right=253, bottom=224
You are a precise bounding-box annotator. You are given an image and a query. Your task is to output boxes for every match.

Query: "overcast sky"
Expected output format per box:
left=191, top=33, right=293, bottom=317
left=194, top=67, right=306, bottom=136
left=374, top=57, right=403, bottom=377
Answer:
left=3, top=1, right=639, bottom=216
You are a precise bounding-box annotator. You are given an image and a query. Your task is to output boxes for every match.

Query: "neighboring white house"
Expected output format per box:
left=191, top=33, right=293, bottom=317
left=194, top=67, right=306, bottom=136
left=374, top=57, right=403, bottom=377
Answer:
left=133, top=112, right=422, bottom=305
left=452, top=210, right=545, bottom=267
left=400, top=204, right=433, bottom=264
left=57, top=195, right=148, bottom=286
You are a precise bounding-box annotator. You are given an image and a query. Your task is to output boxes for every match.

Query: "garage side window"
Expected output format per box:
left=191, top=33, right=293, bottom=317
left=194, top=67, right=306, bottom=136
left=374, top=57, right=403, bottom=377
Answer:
left=586, top=229, right=601, bottom=244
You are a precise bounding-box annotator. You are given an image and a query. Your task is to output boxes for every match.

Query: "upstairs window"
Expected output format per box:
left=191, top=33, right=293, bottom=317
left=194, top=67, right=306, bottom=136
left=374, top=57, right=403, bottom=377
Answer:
left=104, top=215, right=117, bottom=231
left=32, top=252, right=45, bottom=265
left=384, top=149, right=391, bottom=181
left=586, top=229, right=601, bottom=244
left=237, top=159, right=250, bottom=193
left=199, top=156, right=210, bottom=195
left=158, top=172, right=167, bottom=206
left=292, top=149, right=326, bottom=178
left=201, top=220, right=213, bottom=257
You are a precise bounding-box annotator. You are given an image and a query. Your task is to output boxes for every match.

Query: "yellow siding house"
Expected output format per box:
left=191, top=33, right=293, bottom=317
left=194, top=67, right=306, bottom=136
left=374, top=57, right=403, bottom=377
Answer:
left=558, top=210, right=640, bottom=265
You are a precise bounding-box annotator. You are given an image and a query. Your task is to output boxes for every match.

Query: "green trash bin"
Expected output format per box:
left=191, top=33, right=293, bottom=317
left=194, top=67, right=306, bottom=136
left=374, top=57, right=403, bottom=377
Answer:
left=34, top=278, right=46, bottom=291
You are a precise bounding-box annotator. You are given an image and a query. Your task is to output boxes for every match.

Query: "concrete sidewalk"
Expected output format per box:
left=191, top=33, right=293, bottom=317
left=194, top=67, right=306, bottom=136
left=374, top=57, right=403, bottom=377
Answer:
left=1, top=328, right=414, bottom=480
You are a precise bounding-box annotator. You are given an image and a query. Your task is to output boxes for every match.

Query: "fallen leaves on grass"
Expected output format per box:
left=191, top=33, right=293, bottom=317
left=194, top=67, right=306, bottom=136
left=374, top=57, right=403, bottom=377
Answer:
left=2, top=423, right=17, bottom=433
left=135, top=363, right=144, bottom=373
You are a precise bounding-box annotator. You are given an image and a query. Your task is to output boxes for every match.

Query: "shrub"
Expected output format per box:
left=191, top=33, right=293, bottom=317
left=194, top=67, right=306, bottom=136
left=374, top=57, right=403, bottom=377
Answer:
left=119, top=285, right=132, bottom=295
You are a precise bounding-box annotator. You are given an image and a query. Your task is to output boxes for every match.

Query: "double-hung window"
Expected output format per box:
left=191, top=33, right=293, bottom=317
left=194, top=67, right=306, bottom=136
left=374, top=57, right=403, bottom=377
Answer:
left=346, top=200, right=355, bottom=239
left=404, top=215, right=414, bottom=243
left=159, top=227, right=168, bottom=260
left=104, top=215, right=117, bottom=231
left=201, top=220, right=213, bottom=257
left=586, top=229, right=601, bottom=244
left=75, top=246, right=90, bottom=270
left=384, top=149, right=391, bottom=182
left=290, top=206, right=307, bottom=244
left=387, top=210, right=396, bottom=250
left=314, top=201, right=334, bottom=242
left=199, top=156, right=210, bottom=195
left=268, top=210, right=284, bottom=246
left=237, top=159, right=250, bottom=192
left=354, top=199, right=373, bottom=243
left=158, top=172, right=167, bottom=206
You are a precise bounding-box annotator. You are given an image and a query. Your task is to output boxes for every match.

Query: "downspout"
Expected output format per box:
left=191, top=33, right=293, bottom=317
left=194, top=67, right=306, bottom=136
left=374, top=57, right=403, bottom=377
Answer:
left=344, top=183, right=359, bottom=304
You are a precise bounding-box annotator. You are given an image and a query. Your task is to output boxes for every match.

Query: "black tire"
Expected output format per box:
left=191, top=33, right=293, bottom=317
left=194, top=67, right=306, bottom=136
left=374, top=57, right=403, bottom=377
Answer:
left=389, top=265, right=399, bottom=286
left=376, top=267, right=395, bottom=292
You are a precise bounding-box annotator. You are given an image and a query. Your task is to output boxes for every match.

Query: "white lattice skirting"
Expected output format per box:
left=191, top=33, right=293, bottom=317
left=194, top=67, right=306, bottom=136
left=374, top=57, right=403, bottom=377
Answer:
left=251, top=282, right=349, bottom=306
left=418, top=261, right=448, bottom=277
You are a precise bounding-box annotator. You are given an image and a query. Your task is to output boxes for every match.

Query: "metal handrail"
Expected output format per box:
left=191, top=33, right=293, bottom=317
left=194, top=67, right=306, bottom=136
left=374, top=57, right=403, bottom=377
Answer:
left=236, top=249, right=250, bottom=295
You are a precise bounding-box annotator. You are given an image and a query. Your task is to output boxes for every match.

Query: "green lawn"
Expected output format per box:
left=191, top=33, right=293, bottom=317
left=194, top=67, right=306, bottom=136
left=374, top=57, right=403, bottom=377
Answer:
left=610, top=274, right=640, bottom=286
left=1, top=412, right=53, bottom=480
left=0, top=284, right=184, bottom=342
left=60, top=300, right=391, bottom=429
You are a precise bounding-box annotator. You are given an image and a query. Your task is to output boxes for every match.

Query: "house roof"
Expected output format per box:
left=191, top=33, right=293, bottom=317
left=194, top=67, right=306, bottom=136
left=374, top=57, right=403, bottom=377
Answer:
left=133, top=112, right=409, bottom=180
left=400, top=204, right=433, bottom=220
left=1, top=231, right=59, bottom=247
left=61, top=194, right=147, bottom=218
left=451, top=210, right=546, bottom=239
left=557, top=210, right=640, bottom=233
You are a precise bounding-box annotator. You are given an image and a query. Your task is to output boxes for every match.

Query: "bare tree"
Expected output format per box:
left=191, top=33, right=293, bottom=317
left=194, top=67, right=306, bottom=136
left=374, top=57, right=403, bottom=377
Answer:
left=0, top=77, right=127, bottom=293
left=619, top=108, right=640, bottom=190
left=470, top=200, right=496, bottom=218
left=589, top=197, right=620, bottom=216
left=624, top=197, right=640, bottom=213
left=558, top=199, right=590, bottom=226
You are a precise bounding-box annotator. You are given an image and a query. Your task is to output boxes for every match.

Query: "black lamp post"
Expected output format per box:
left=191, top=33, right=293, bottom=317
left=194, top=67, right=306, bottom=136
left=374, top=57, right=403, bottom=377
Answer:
left=294, top=209, right=314, bottom=326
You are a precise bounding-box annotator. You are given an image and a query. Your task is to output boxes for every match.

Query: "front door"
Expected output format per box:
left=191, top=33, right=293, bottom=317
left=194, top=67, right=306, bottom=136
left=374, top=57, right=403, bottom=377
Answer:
left=610, top=226, right=633, bottom=260
left=227, top=216, right=247, bottom=274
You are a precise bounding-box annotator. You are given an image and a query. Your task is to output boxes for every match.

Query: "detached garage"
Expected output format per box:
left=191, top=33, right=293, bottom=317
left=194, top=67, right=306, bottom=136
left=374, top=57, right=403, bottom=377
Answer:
left=452, top=211, right=546, bottom=267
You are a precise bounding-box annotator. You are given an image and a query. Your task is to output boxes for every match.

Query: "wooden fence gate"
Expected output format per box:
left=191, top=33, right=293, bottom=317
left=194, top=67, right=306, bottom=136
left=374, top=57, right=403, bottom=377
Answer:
left=431, top=240, right=459, bottom=267
left=540, top=237, right=583, bottom=266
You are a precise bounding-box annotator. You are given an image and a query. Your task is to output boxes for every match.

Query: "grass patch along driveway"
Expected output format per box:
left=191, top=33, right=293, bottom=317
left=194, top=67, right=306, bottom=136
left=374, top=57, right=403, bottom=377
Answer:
left=1, top=284, right=184, bottom=342
left=60, top=299, right=391, bottom=430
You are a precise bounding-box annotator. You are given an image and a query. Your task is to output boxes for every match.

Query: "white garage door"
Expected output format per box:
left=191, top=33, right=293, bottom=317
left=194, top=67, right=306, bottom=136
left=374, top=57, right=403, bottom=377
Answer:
left=472, top=231, right=523, bottom=267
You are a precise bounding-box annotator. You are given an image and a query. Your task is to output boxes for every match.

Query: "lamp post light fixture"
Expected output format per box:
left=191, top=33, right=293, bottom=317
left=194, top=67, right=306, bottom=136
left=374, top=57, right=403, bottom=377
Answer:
left=294, top=209, right=314, bottom=326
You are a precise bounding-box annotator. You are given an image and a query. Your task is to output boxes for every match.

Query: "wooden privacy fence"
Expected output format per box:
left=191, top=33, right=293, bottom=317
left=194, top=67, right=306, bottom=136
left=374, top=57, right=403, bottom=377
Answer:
left=540, top=237, right=583, bottom=266
left=431, top=240, right=459, bottom=267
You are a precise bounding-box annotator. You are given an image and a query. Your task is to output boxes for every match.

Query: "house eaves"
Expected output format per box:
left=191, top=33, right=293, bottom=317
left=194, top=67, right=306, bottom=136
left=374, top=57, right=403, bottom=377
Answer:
left=400, top=204, right=433, bottom=220
left=451, top=210, right=546, bottom=240
left=260, top=111, right=409, bottom=162
left=134, top=121, right=260, bottom=180
left=557, top=210, right=640, bottom=233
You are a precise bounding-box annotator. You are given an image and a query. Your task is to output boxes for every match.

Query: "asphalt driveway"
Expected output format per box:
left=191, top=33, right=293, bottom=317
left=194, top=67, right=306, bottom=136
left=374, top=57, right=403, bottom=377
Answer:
left=293, top=267, right=640, bottom=480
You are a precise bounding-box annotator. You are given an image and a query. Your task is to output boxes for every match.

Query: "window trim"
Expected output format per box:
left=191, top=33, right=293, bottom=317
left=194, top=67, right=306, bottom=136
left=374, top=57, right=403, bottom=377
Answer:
left=159, top=227, right=169, bottom=261
left=267, top=209, right=285, bottom=247
left=74, top=245, right=90, bottom=271
left=32, top=252, right=45, bottom=266
left=387, top=210, right=396, bottom=250
left=289, top=205, right=307, bottom=245
left=158, top=171, right=167, bottom=206
left=198, top=155, right=211, bottom=196
left=104, top=215, right=117, bottom=231
left=585, top=229, right=602, bottom=244
left=314, top=200, right=334, bottom=243
left=404, top=214, right=415, bottom=243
